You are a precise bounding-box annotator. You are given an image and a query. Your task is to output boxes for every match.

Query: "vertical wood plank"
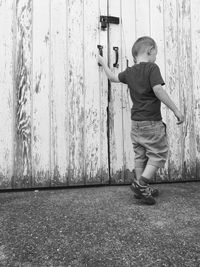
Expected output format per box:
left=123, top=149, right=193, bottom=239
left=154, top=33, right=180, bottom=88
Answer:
left=121, top=0, right=136, bottom=63
left=50, top=0, right=68, bottom=186
left=99, top=0, right=109, bottom=184
left=150, top=0, right=165, bottom=79
left=177, top=0, right=196, bottom=180
left=150, top=0, right=168, bottom=180
left=121, top=0, right=136, bottom=182
left=84, top=0, right=108, bottom=184
left=109, top=0, right=124, bottom=183
left=13, top=0, right=32, bottom=188
left=32, top=0, right=50, bottom=186
left=191, top=0, right=200, bottom=180
left=135, top=0, right=150, bottom=37
left=0, top=0, right=13, bottom=188
left=67, top=0, right=85, bottom=185
left=84, top=0, right=100, bottom=183
left=162, top=0, right=182, bottom=181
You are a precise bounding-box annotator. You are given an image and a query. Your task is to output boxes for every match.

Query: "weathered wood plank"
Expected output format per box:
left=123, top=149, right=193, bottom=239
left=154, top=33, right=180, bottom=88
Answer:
left=67, top=0, right=85, bottom=185
left=121, top=0, right=136, bottom=63
left=109, top=0, right=124, bottom=183
left=32, top=0, right=50, bottom=186
left=84, top=0, right=106, bottom=184
left=50, top=0, right=68, bottom=186
left=121, top=0, right=136, bottom=182
left=191, top=0, right=200, bottom=180
left=135, top=0, right=150, bottom=37
left=99, top=0, right=109, bottom=184
left=150, top=0, right=165, bottom=80
left=162, top=0, right=183, bottom=181
left=13, top=0, right=32, bottom=188
left=177, top=0, right=196, bottom=180
left=150, top=0, right=168, bottom=181
left=0, top=0, right=13, bottom=188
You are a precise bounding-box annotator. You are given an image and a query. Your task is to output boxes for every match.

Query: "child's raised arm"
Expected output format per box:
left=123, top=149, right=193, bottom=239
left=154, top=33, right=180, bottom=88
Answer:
left=98, top=55, right=120, bottom=83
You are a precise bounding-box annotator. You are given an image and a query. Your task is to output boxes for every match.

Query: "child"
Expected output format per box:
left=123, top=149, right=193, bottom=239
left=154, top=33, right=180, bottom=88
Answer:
left=98, top=36, right=184, bottom=205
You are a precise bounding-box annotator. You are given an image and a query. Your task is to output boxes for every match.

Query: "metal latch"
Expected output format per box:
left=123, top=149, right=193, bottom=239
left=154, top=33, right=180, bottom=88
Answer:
left=100, top=16, right=120, bottom=30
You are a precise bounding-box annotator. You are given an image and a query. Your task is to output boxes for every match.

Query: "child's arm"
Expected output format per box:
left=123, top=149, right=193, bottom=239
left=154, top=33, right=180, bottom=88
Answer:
left=98, top=55, right=120, bottom=83
left=153, top=84, right=184, bottom=124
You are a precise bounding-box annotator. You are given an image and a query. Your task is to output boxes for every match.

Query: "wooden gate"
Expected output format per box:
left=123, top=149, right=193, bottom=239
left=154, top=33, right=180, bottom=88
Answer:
left=0, top=0, right=110, bottom=188
left=108, top=0, right=200, bottom=183
left=0, top=0, right=200, bottom=189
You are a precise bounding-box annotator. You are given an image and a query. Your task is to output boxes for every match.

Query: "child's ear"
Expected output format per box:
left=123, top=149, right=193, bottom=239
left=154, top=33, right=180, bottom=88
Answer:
left=147, top=46, right=154, bottom=55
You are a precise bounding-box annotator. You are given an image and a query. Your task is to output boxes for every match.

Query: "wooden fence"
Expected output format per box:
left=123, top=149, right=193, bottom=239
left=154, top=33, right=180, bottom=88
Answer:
left=0, top=0, right=200, bottom=189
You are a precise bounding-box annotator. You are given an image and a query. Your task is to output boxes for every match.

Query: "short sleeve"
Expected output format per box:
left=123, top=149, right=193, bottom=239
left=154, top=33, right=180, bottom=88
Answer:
left=150, top=64, right=165, bottom=87
left=118, top=68, right=128, bottom=84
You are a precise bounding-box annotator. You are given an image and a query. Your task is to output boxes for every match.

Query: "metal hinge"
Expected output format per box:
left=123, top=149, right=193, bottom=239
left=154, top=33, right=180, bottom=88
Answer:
left=100, top=16, right=120, bottom=30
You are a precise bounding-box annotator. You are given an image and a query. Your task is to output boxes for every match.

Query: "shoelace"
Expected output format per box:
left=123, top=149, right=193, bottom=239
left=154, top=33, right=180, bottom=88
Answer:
left=146, top=187, right=154, bottom=194
left=135, top=183, right=152, bottom=197
left=140, top=187, right=152, bottom=197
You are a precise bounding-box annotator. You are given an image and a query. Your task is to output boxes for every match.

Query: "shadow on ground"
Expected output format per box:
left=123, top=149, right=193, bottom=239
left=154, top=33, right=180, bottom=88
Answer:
left=0, top=182, right=200, bottom=266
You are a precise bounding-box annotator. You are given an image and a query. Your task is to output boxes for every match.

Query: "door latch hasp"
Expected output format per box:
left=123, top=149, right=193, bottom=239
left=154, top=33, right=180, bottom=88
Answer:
left=100, top=16, right=120, bottom=30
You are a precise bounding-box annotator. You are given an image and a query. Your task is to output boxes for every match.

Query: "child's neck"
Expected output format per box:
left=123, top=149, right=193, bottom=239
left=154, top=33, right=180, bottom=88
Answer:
left=136, top=55, right=149, bottom=64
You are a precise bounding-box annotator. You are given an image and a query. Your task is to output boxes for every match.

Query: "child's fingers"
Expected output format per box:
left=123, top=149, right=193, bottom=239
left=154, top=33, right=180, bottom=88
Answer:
left=177, top=120, right=183, bottom=125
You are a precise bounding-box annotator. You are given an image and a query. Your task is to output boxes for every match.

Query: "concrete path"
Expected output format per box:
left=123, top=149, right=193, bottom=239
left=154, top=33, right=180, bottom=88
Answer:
left=0, top=182, right=200, bottom=266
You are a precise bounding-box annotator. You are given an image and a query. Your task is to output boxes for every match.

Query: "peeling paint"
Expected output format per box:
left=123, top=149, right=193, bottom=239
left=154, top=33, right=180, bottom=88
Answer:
left=35, top=73, right=41, bottom=93
left=157, top=4, right=161, bottom=13
left=1, top=0, right=200, bottom=189
left=13, top=0, right=32, bottom=188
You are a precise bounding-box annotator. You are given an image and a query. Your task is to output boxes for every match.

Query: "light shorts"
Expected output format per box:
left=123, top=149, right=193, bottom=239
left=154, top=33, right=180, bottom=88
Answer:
left=130, top=120, right=168, bottom=168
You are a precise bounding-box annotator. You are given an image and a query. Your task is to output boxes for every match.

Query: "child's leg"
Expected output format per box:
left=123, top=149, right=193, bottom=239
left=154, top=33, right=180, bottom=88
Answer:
left=139, top=165, right=159, bottom=185
left=142, top=165, right=158, bottom=179
left=135, top=167, right=145, bottom=181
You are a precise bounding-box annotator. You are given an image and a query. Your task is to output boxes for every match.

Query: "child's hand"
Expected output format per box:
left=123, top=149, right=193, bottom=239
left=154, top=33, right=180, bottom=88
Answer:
left=97, top=55, right=106, bottom=66
left=174, top=109, right=184, bottom=124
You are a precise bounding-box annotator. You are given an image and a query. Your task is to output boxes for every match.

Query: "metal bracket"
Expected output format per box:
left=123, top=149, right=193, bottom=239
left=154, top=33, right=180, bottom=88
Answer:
left=100, top=16, right=120, bottom=30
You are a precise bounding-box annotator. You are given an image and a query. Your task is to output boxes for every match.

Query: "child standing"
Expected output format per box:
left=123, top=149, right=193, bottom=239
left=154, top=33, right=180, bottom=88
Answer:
left=98, top=36, right=184, bottom=205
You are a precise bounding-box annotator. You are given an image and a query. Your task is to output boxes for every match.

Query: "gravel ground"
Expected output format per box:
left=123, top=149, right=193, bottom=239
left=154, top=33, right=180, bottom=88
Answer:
left=0, top=182, right=200, bottom=267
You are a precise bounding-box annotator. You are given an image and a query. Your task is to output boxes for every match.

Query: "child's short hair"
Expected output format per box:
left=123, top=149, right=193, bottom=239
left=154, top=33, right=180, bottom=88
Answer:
left=132, top=36, right=156, bottom=63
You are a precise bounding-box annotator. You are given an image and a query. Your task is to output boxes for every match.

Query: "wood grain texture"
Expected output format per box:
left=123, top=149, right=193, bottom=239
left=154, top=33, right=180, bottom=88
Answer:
left=150, top=0, right=166, bottom=127
left=99, top=0, right=109, bottom=184
left=121, top=0, right=136, bottom=183
left=1, top=0, right=200, bottom=189
left=32, top=0, right=50, bottom=186
left=191, top=0, right=200, bottom=180
left=150, top=0, right=168, bottom=181
left=135, top=0, right=150, bottom=37
left=13, top=0, right=32, bottom=188
left=162, top=0, right=183, bottom=181
left=67, top=0, right=85, bottom=185
left=84, top=0, right=102, bottom=184
left=177, top=0, right=196, bottom=180
left=109, top=0, right=124, bottom=183
left=50, top=0, right=68, bottom=186
left=150, top=0, right=165, bottom=80
left=0, top=0, right=13, bottom=188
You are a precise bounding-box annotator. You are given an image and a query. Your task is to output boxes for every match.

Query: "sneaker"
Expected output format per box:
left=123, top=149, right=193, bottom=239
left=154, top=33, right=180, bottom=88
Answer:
left=130, top=181, right=156, bottom=205
left=132, top=185, right=159, bottom=199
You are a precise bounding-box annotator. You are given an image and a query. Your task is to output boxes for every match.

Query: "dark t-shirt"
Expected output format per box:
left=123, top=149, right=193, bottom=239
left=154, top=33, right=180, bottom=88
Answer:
left=118, top=62, right=165, bottom=121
